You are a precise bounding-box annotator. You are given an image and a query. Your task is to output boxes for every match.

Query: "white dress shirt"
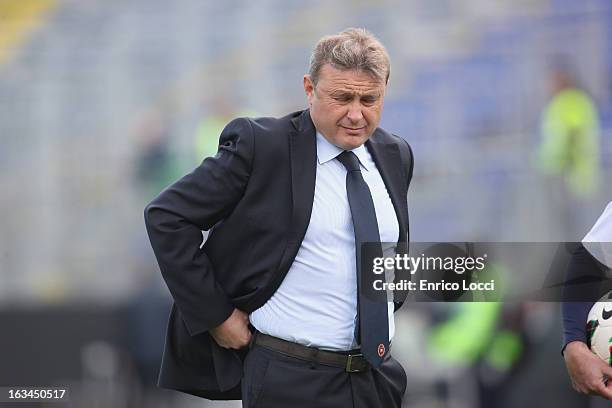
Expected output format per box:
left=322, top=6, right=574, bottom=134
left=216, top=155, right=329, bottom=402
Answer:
left=249, top=132, right=400, bottom=351
left=583, top=201, right=612, bottom=269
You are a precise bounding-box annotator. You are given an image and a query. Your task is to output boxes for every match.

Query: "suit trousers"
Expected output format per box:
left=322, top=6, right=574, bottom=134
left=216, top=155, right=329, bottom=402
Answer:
left=241, top=343, right=407, bottom=408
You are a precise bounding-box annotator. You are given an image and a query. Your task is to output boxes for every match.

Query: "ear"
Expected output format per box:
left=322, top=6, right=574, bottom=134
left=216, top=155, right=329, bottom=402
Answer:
left=303, top=75, right=315, bottom=104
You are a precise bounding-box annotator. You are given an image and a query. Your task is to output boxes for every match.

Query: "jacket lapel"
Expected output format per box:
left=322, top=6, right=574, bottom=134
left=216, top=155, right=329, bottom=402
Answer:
left=366, top=134, right=409, bottom=243
left=288, top=110, right=317, bottom=243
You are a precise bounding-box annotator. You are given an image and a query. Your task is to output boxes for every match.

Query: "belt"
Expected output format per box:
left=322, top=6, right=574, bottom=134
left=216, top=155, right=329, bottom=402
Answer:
left=253, top=331, right=371, bottom=373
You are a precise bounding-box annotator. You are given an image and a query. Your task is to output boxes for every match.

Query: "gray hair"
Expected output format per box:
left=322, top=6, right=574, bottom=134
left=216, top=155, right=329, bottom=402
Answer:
left=308, top=28, right=390, bottom=86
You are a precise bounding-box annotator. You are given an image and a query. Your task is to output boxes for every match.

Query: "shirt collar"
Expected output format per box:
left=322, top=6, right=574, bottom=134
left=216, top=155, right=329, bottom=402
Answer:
left=316, top=132, right=371, bottom=172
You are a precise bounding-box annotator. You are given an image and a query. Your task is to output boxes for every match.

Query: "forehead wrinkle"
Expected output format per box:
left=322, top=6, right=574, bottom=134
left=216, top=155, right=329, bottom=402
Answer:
left=325, top=81, right=383, bottom=97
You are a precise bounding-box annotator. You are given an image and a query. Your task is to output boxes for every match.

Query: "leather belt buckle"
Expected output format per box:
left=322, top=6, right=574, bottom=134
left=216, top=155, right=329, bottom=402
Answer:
left=345, top=353, right=365, bottom=373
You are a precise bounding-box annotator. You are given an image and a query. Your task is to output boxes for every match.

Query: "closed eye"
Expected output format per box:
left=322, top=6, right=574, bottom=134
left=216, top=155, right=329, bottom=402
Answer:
left=361, top=96, right=378, bottom=105
left=332, top=93, right=353, bottom=102
left=330, top=92, right=379, bottom=105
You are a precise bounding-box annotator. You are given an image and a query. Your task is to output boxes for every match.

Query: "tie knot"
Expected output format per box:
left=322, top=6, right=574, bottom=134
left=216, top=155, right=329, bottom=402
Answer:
left=336, top=151, right=361, bottom=172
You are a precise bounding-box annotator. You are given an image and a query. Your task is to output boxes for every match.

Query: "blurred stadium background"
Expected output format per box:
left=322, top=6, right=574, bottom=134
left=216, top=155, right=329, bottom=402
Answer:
left=0, top=0, right=611, bottom=407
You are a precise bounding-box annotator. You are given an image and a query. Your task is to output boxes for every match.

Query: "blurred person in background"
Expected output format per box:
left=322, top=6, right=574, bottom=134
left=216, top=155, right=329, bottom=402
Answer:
left=424, top=262, right=529, bottom=408
left=194, top=94, right=258, bottom=163
left=134, top=113, right=182, bottom=200
left=562, top=201, right=612, bottom=402
left=144, top=28, right=414, bottom=407
left=539, top=62, right=601, bottom=238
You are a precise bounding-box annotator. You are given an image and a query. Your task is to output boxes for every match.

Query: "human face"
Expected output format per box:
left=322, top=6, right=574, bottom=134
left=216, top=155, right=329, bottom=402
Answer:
left=304, top=64, right=386, bottom=150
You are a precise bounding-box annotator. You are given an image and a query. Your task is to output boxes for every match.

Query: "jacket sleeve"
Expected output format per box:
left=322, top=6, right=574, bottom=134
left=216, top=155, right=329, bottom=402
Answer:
left=144, top=118, right=254, bottom=337
left=561, top=243, right=603, bottom=354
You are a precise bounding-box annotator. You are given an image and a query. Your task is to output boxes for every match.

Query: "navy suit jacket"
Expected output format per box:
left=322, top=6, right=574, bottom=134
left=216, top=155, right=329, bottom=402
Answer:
left=144, top=109, right=414, bottom=399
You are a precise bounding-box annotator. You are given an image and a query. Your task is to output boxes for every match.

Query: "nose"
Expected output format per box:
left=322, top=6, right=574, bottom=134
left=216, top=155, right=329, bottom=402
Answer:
left=346, top=100, right=364, bottom=124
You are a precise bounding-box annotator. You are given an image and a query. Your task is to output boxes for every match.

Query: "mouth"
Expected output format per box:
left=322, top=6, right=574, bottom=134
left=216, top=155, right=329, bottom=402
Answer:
left=340, top=125, right=366, bottom=133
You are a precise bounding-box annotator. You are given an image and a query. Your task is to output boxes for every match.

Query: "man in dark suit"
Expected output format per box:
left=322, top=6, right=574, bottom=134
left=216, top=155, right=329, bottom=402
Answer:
left=145, top=28, right=414, bottom=407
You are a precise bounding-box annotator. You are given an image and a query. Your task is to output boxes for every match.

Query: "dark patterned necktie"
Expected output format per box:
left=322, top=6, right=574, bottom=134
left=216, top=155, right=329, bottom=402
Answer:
left=336, top=150, right=389, bottom=367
